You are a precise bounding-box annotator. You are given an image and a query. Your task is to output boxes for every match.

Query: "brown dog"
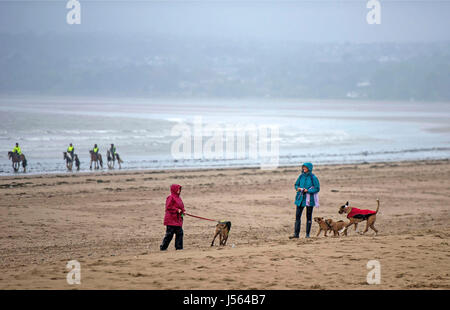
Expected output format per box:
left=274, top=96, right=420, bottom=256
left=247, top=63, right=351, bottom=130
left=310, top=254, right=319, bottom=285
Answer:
left=338, top=199, right=380, bottom=236
left=211, top=220, right=231, bottom=246
left=325, top=219, right=347, bottom=236
left=314, top=217, right=333, bottom=237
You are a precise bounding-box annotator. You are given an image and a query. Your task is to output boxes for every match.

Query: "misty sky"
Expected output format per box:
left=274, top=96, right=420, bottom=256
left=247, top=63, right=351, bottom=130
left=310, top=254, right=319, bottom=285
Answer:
left=0, top=0, right=449, bottom=43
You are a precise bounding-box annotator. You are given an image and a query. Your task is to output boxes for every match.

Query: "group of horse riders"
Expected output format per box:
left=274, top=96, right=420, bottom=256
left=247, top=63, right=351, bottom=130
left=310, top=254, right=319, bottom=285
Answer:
left=66, top=143, right=122, bottom=170
left=9, top=142, right=122, bottom=172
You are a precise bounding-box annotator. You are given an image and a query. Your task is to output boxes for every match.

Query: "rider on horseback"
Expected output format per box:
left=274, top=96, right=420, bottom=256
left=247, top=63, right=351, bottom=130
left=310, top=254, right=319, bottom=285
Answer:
left=10, top=143, right=26, bottom=172
left=90, top=144, right=103, bottom=169
left=110, top=144, right=117, bottom=161
left=67, top=143, right=75, bottom=160
left=12, top=143, right=22, bottom=157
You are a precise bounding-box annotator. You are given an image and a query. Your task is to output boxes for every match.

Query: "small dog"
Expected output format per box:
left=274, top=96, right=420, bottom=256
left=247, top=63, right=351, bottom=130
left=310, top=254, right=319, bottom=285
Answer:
left=314, top=217, right=333, bottom=237
left=211, top=220, right=231, bottom=246
left=338, top=199, right=380, bottom=236
left=325, top=219, right=347, bottom=236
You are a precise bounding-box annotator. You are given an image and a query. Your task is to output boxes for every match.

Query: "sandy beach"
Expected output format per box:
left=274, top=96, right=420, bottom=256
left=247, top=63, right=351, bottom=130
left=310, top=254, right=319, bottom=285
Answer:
left=0, top=159, right=449, bottom=289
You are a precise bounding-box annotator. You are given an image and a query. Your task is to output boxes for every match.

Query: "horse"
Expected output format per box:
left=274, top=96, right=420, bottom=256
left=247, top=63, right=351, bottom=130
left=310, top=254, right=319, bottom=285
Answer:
left=89, top=150, right=103, bottom=170
left=8, top=151, right=27, bottom=173
left=74, top=154, right=80, bottom=171
left=106, top=150, right=123, bottom=169
left=63, top=152, right=73, bottom=171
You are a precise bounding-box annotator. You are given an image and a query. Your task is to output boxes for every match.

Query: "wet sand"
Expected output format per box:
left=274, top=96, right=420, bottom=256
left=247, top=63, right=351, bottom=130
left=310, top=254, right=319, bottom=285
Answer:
left=0, top=159, right=449, bottom=289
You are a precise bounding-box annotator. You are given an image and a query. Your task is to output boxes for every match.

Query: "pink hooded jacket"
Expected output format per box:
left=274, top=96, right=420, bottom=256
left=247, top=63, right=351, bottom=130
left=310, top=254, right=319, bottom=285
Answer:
left=163, top=184, right=186, bottom=227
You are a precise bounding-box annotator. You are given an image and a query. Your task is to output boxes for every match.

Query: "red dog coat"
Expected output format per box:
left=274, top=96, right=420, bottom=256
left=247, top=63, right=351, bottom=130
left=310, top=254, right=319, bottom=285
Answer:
left=347, top=207, right=376, bottom=219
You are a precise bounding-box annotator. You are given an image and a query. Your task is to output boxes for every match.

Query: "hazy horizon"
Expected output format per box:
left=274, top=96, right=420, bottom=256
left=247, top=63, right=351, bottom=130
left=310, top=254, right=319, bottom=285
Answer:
left=1, top=1, right=449, bottom=100
left=1, top=1, right=449, bottom=43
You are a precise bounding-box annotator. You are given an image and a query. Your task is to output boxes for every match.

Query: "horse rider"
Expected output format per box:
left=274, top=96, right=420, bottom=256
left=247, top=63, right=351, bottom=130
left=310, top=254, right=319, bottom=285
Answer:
left=93, top=144, right=99, bottom=157
left=12, top=143, right=22, bottom=157
left=110, top=144, right=117, bottom=161
left=67, top=143, right=75, bottom=160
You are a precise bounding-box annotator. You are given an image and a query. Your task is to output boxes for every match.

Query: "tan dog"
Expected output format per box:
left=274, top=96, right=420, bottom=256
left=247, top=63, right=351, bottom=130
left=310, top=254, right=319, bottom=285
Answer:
left=211, top=221, right=231, bottom=246
left=325, top=219, right=347, bottom=236
left=314, top=217, right=333, bottom=237
left=338, top=199, right=380, bottom=236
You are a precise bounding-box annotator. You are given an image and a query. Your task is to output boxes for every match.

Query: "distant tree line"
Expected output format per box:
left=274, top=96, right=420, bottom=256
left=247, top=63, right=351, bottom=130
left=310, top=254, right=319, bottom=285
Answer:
left=0, top=33, right=449, bottom=101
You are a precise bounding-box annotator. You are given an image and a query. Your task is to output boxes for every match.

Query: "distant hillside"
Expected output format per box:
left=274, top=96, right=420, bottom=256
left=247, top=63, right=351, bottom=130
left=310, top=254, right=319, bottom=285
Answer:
left=0, top=33, right=449, bottom=101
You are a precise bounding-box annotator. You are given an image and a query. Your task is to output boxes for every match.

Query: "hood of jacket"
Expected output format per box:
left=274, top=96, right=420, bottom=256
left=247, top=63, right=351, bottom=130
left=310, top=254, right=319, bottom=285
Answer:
left=302, top=162, right=313, bottom=174
left=170, top=184, right=182, bottom=196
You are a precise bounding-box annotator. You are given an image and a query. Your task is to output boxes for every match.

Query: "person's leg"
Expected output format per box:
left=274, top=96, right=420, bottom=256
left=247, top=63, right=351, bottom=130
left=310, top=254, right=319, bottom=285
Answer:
left=305, top=206, right=314, bottom=238
left=160, top=226, right=175, bottom=250
left=292, top=206, right=305, bottom=238
left=174, top=226, right=184, bottom=250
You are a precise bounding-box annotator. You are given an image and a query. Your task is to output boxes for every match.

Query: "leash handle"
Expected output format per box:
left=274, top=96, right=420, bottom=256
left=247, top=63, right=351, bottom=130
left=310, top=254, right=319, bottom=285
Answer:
left=185, top=213, right=217, bottom=222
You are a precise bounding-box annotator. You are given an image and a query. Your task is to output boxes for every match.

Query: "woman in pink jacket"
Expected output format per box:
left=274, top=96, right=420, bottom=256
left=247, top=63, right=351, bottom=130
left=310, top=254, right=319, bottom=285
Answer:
left=160, top=184, right=186, bottom=251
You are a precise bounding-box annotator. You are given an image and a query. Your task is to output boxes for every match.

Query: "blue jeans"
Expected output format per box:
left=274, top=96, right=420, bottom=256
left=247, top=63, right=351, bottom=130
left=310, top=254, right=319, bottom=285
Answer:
left=294, top=206, right=314, bottom=237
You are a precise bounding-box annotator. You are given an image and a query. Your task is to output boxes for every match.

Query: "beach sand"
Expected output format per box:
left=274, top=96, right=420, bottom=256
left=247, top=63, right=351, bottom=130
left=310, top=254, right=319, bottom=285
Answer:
left=0, top=159, right=449, bottom=289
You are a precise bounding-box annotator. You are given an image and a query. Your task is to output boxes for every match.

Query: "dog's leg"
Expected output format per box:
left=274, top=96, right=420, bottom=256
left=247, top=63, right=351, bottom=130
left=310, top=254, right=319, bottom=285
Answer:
left=219, top=231, right=224, bottom=246
left=222, top=233, right=229, bottom=246
left=368, top=216, right=378, bottom=235
left=316, top=229, right=322, bottom=237
left=370, top=223, right=378, bottom=235
left=211, top=229, right=220, bottom=247
left=343, top=221, right=354, bottom=236
left=362, top=220, right=370, bottom=234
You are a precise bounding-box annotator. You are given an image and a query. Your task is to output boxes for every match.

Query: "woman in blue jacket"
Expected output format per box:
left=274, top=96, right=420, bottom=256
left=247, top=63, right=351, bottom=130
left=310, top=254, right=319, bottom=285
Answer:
left=290, top=162, right=320, bottom=239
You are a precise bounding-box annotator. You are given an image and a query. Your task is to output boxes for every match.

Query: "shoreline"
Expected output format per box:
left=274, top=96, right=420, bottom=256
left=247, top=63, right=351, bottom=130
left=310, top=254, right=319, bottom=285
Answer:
left=1, top=157, right=449, bottom=181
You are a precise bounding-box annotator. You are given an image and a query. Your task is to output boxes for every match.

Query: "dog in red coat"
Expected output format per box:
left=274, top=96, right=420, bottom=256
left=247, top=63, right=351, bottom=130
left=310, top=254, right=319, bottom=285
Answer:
left=338, top=199, right=380, bottom=236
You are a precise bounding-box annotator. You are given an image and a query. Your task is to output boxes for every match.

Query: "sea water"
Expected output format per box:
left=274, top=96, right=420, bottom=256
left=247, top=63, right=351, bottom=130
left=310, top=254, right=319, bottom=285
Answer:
left=0, top=96, right=449, bottom=175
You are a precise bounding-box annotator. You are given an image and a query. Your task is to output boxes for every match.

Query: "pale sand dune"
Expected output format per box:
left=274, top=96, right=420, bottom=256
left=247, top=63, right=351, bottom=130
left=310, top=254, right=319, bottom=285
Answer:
left=0, top=160, right=449, bottom=289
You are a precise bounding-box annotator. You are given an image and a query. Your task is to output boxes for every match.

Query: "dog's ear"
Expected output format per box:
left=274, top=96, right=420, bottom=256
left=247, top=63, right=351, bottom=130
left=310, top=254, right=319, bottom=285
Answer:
left=345, top=201, right=349, bottom=206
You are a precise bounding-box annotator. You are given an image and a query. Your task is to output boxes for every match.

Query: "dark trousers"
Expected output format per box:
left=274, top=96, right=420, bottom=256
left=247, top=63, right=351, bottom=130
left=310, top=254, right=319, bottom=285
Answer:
left=160, top=225, right=183, bottom=250
left=294, top=206, right=314, bottom=237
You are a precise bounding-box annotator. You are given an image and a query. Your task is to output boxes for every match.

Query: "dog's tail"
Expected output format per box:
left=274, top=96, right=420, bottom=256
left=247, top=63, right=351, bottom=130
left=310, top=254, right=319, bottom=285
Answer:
left=375, top=199, right=380, bottom=214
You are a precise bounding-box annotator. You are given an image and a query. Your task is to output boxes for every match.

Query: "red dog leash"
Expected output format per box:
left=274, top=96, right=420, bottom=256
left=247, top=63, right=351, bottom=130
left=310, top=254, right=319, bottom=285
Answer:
left=185, top=212, right=217, bottom=222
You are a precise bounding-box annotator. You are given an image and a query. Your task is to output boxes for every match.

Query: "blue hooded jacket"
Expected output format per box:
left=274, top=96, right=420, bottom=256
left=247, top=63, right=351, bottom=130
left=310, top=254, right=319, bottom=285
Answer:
left=294, top=162, right=320, bottom=207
